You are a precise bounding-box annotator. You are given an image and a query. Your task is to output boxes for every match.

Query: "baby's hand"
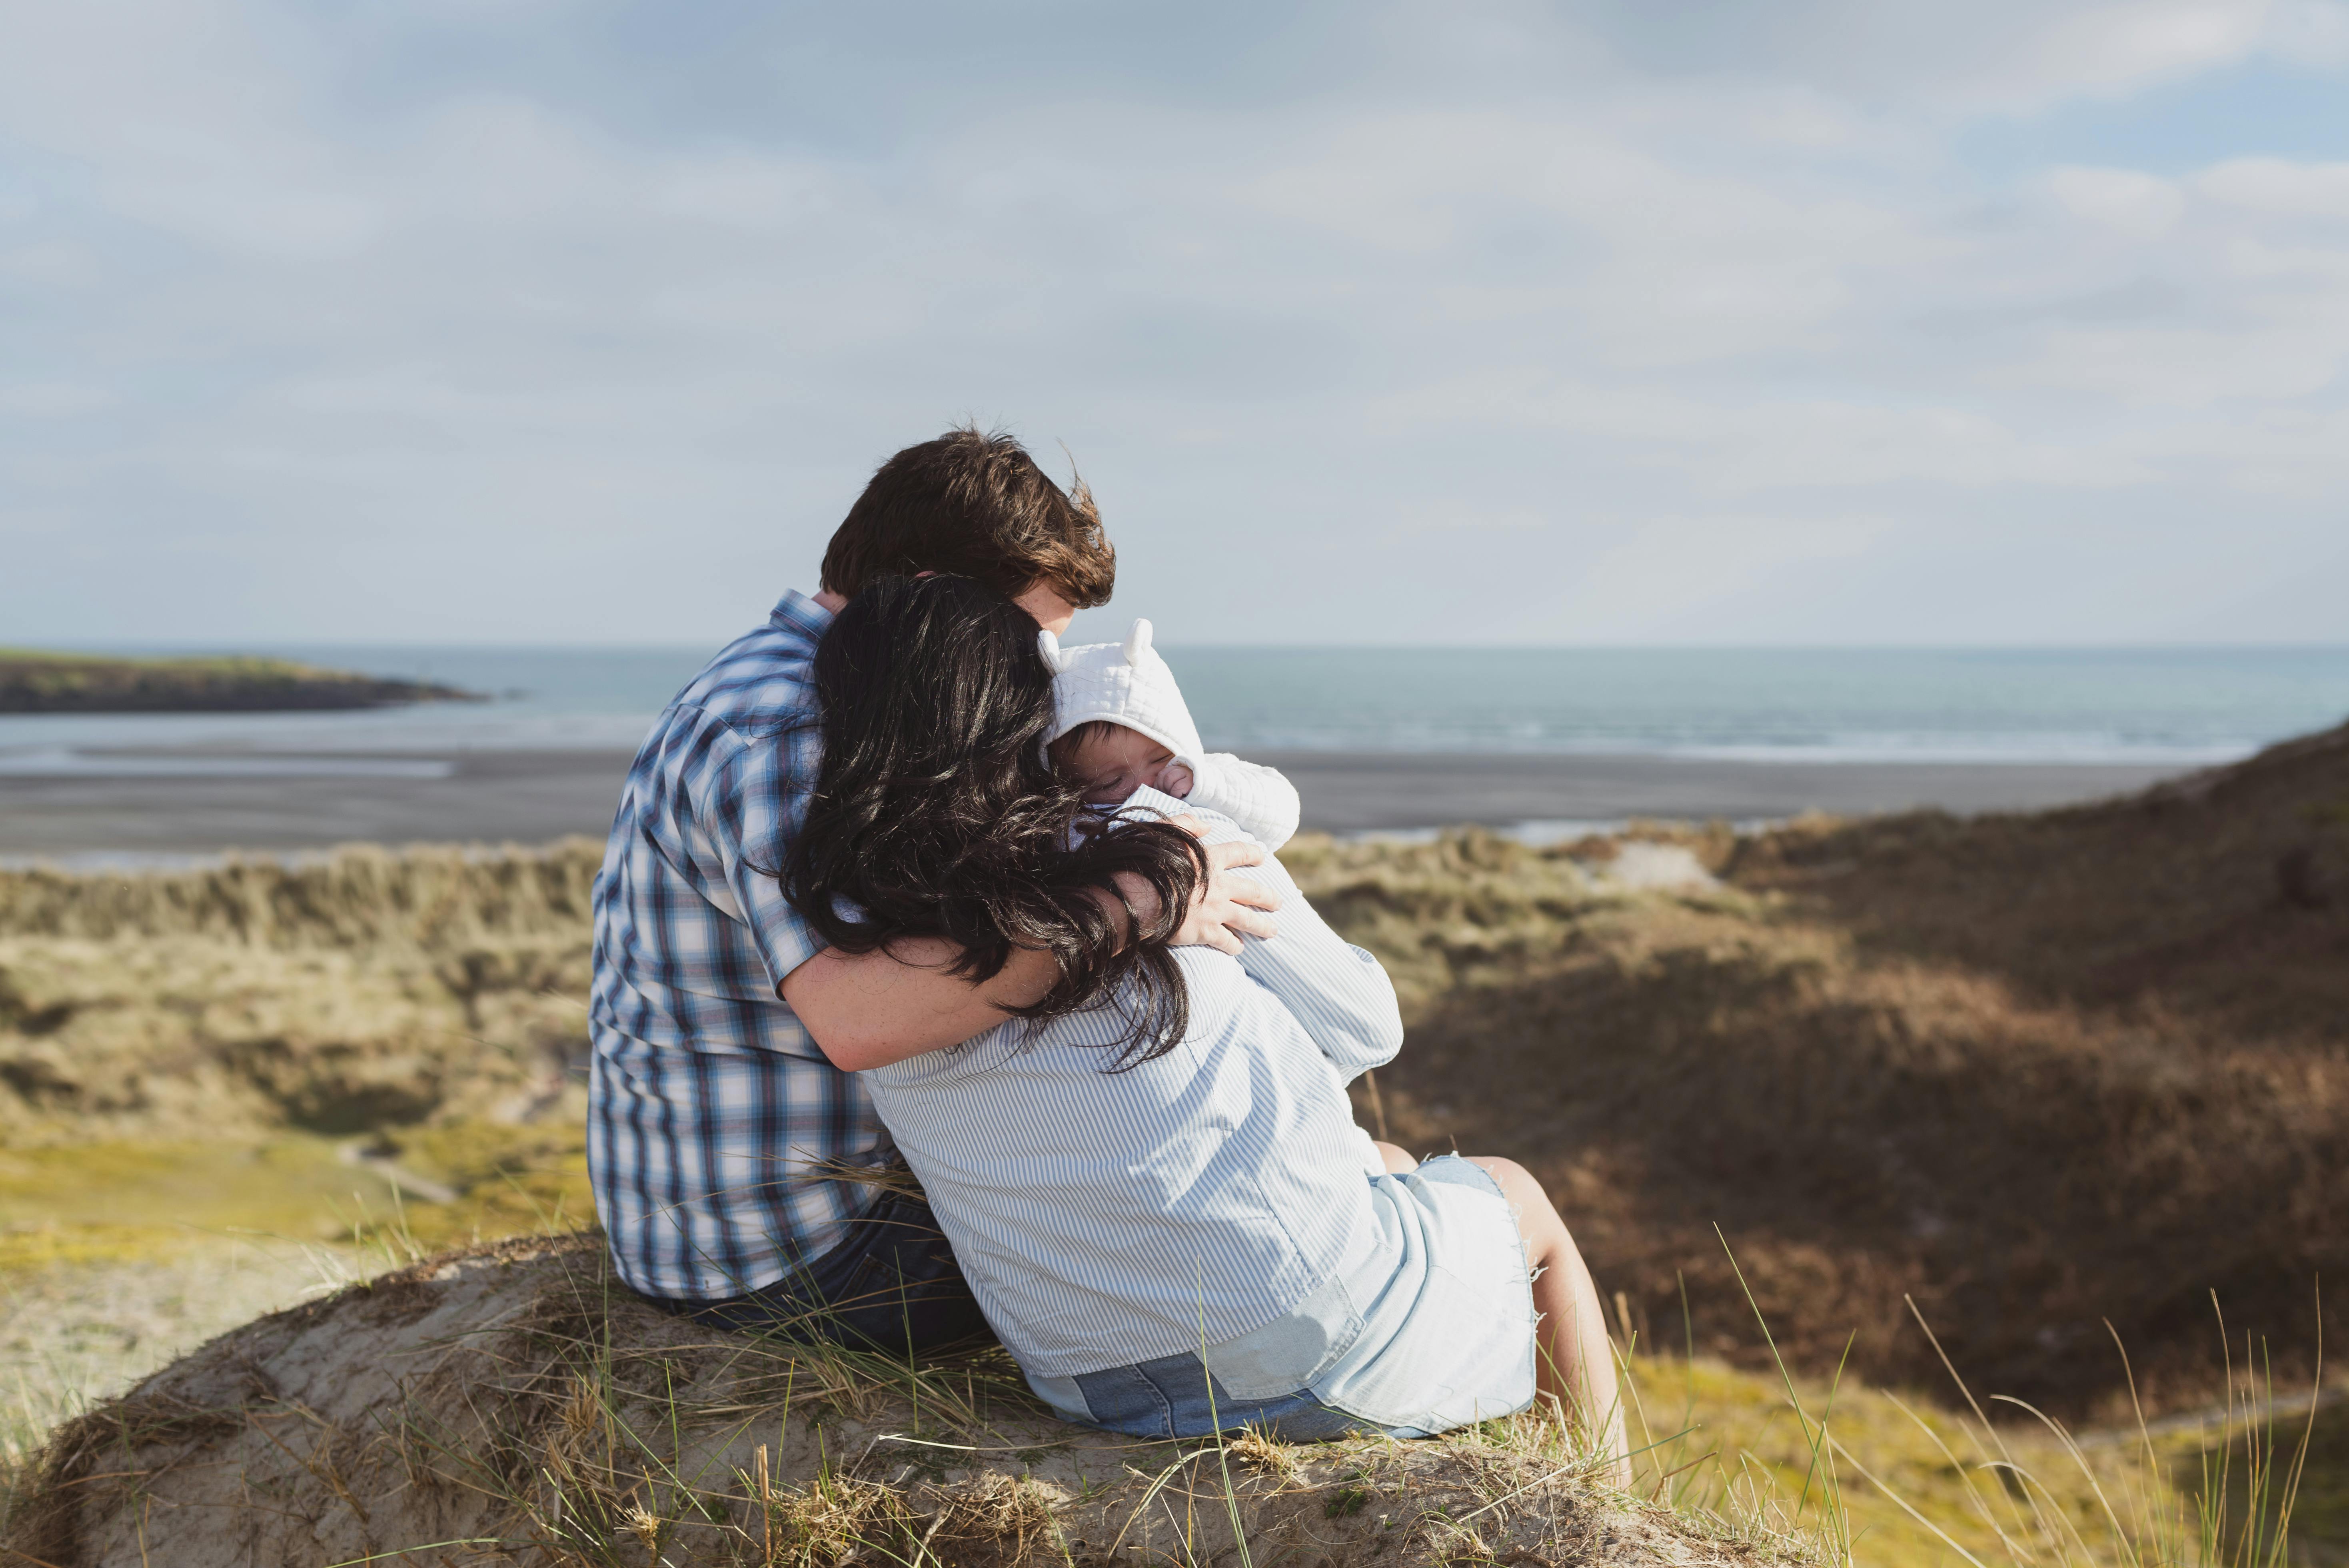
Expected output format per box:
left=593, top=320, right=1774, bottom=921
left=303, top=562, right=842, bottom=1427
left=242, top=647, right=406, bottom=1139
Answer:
left=1152, top=759, right=1195, bottom=798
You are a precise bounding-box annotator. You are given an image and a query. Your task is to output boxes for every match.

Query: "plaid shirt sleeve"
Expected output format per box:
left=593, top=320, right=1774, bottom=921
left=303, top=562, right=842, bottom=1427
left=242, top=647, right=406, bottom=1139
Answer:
left=587, top=593, right=891, bottom=1302
left=696, top=728, right=828, bottom=1000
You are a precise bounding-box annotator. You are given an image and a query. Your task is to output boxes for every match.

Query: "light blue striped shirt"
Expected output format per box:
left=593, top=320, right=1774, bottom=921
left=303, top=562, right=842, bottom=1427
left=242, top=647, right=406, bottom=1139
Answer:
left=862, top=789, right=1404, bottom=1379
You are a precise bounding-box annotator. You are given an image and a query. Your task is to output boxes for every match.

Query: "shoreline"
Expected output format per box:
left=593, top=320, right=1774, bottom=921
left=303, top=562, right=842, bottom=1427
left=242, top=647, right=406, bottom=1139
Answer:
left=1253, top=748, right=2188, bottom=833
left=0, top=745, right=2193, bottom=862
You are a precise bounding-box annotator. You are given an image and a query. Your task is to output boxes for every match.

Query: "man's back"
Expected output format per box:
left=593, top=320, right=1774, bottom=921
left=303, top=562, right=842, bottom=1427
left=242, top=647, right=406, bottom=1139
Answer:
left=587, top=589, right=890, bottom=1301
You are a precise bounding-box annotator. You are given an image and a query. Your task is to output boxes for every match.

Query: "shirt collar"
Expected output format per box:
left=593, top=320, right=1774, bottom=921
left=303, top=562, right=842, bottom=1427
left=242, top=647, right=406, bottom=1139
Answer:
left=769, top=589, right=835, bottom=639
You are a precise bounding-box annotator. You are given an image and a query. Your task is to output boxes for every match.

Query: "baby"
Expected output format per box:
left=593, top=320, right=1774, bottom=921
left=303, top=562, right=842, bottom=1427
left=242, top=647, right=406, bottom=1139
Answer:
left=1040, top=619, right=1391, bottom=1179
left=1037, top=619, right=1300, bottom=851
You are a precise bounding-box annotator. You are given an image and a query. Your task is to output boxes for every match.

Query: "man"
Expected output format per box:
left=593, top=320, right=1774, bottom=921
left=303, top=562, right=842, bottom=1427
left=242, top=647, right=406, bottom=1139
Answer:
left=587, top=428, right=1280, bottom=1347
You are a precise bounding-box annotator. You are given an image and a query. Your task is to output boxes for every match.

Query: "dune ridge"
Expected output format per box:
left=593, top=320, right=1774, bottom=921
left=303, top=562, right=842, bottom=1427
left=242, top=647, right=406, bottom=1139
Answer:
left=0, top=723, right=2344, bottom=1561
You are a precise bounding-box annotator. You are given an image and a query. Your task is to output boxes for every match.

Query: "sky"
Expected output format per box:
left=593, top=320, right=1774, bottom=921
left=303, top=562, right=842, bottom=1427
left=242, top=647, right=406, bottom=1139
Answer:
left=3, top=1, right=2348, bottom=648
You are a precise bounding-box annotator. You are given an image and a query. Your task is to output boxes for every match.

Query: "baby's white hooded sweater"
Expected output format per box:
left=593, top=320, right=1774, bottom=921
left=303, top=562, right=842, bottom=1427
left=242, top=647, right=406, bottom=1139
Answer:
left=1038, top=620, right=1302, bottom=851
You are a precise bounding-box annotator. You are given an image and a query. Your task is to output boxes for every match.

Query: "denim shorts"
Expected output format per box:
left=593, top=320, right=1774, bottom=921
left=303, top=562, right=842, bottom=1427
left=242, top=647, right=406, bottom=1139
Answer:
left=646, top=1187, right=994, bottom=1354
left=1037, top=1155, right=1538, bottom=1441
left=1063, top=1349, right=1412, bottom=1442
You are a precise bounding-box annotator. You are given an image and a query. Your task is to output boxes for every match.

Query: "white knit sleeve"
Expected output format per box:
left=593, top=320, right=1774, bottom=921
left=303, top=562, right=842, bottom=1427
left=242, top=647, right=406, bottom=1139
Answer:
left=1178, top=753, right=1302, bottom=851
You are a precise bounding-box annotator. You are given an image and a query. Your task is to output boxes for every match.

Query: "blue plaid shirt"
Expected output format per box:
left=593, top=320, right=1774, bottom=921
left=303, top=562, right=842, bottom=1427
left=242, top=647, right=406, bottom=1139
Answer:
left=587, top=590, right=889, bottom=1301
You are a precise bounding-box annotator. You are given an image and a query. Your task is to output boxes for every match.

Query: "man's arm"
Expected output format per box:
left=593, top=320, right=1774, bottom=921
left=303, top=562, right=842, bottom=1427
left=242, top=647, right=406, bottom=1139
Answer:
left=781, top=835, right=1281, bottom=1072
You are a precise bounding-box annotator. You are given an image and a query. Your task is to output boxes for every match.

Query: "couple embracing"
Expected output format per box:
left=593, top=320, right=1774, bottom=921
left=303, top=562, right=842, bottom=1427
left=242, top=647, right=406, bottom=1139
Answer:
left=587, top=429, right=1627, bottom=1472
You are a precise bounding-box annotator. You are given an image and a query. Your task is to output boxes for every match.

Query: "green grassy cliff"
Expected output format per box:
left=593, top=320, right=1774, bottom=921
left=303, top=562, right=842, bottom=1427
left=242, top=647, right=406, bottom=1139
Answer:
left=0, top=649, right=483, bottom=712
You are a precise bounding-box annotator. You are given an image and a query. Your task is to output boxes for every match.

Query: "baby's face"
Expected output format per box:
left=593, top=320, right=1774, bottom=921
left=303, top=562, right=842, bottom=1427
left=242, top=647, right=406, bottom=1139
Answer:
left=1053, top=724, right=1174, bottom=805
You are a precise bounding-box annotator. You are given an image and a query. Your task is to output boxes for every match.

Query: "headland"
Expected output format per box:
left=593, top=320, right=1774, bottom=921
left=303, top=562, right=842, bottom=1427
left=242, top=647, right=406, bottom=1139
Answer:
left=0, top=649, right=483, bottom=714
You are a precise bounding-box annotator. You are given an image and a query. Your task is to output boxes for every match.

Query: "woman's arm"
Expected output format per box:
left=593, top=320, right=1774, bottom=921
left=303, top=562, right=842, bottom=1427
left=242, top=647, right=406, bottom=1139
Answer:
left=699, top=715, right=1282, bottom=1072
left=1230, top=855, right=1402, bottom=1078
left=1125, top=791, right=1401, bottom=1077
left=780, top=834, right=1282, bottom=1071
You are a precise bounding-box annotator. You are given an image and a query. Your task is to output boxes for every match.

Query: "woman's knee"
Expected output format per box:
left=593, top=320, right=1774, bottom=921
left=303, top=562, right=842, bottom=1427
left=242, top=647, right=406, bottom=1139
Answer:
left=1464, top=1155, right=1541, bottom=1208
left=1464, top=1157, right=1571, bottom=1243
left=1372, top=1140, right=1418, bottom=1175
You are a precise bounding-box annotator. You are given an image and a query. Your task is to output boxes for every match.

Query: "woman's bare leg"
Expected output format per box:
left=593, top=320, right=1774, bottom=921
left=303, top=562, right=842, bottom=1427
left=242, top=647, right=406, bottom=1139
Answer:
left=1466, top=1156, right=1630, bottom=1485
left=1371, top=1140, right=1419, bottom=1175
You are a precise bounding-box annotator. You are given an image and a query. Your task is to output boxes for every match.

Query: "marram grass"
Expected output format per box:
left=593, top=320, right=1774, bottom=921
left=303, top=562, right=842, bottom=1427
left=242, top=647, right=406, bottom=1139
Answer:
left=0, top=800, right=2341, bottom=1562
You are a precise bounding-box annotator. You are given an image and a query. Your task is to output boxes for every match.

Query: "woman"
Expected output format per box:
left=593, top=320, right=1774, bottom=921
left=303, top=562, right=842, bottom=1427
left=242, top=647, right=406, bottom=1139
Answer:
left=785, top=575, right=1626, bottom=1467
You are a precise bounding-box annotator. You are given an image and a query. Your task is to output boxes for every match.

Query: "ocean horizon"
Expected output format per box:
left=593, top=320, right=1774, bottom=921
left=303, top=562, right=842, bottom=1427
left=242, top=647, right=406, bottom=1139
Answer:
left=4, top=643, right=2346, bottom=773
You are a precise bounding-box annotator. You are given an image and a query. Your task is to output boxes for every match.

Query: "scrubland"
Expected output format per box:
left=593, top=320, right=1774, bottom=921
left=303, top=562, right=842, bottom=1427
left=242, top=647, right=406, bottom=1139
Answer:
left=0, top=719, right=2342, bottom=1563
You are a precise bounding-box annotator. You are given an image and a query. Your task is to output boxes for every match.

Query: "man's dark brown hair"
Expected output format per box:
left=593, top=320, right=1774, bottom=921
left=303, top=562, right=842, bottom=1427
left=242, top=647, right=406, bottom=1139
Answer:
left=820, top=427, right=1116, bottom=608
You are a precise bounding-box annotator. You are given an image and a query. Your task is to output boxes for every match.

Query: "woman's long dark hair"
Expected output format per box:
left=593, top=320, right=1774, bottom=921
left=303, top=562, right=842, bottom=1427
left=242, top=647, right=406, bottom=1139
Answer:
left=782, top=574, right=1203, bottom=1068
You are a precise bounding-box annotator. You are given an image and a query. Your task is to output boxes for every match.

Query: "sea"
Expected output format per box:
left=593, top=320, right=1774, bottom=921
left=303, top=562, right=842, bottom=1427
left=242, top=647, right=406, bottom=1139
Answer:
left=2, top=646, right=2346, bottom=775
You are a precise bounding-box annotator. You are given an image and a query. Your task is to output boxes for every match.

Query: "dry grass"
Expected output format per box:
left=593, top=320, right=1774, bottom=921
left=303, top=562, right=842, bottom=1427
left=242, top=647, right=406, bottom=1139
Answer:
left=0, top=1226, right=2319, bottom=1568
left=0, top=1233, right=1769, bottom=1567
left=1, top=770, right=2339, bottom=1427
left=0, top=728, right=2344, bottom=1559
left=0, top=836, right=601, bottom=947
left=1285, top=722, right=2349, bottom=1420
left=0, top=842, right=601, bottom=1144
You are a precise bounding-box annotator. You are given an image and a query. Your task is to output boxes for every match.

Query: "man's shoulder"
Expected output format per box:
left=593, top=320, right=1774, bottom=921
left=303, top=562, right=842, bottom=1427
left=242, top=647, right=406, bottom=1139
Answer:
left=620, top=601, right=827, bottom=807
left=672, top=613, right=824, bottom=739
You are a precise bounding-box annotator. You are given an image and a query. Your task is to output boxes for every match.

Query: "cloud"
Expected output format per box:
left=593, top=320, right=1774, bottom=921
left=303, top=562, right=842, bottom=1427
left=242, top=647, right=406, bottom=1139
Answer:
left=1376, top=376, right=2151, bottom=491
left=2195, top=155, right=2349, bottom=216
left=1578, top=0, right=2285, bottom=110
left=0, top=0, right=2345, bottom=645
left=2045, top=165, right=2188, bottom=236
left=2266, top=0, right=2349, bottom=64
left=0, top=382, right=112, bottom=417
left=1538, top=512, right=1894, bottom=639
left=2009, top=2, right=2273, bottom=103
left=1378, top=501, right=1551, bottom=544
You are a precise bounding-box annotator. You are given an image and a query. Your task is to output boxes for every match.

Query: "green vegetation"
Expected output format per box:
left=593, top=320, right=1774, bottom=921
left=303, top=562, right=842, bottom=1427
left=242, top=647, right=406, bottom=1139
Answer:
left=0, top=717, right=2342, bottom=1561
left=0, top=647, right=482, bottom=711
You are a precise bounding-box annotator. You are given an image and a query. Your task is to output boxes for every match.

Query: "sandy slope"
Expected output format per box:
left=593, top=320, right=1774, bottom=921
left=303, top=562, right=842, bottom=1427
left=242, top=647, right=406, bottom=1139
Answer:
left=9, top=1235, right=1770, bottom=1568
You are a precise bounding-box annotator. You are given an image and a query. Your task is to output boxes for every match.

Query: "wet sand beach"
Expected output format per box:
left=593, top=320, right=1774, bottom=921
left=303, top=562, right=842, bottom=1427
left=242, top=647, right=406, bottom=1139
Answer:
left=0, top=745, right=2189, bottom=861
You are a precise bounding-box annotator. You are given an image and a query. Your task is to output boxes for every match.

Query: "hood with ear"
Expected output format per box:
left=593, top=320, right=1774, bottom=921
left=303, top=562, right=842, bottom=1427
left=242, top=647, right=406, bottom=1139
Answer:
left=1036, top=618, right=1205, bottom=765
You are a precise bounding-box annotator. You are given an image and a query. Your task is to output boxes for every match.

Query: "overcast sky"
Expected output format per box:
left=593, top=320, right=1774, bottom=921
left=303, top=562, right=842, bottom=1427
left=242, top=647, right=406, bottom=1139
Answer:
left=4, top=1, right=2348, bottom=647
